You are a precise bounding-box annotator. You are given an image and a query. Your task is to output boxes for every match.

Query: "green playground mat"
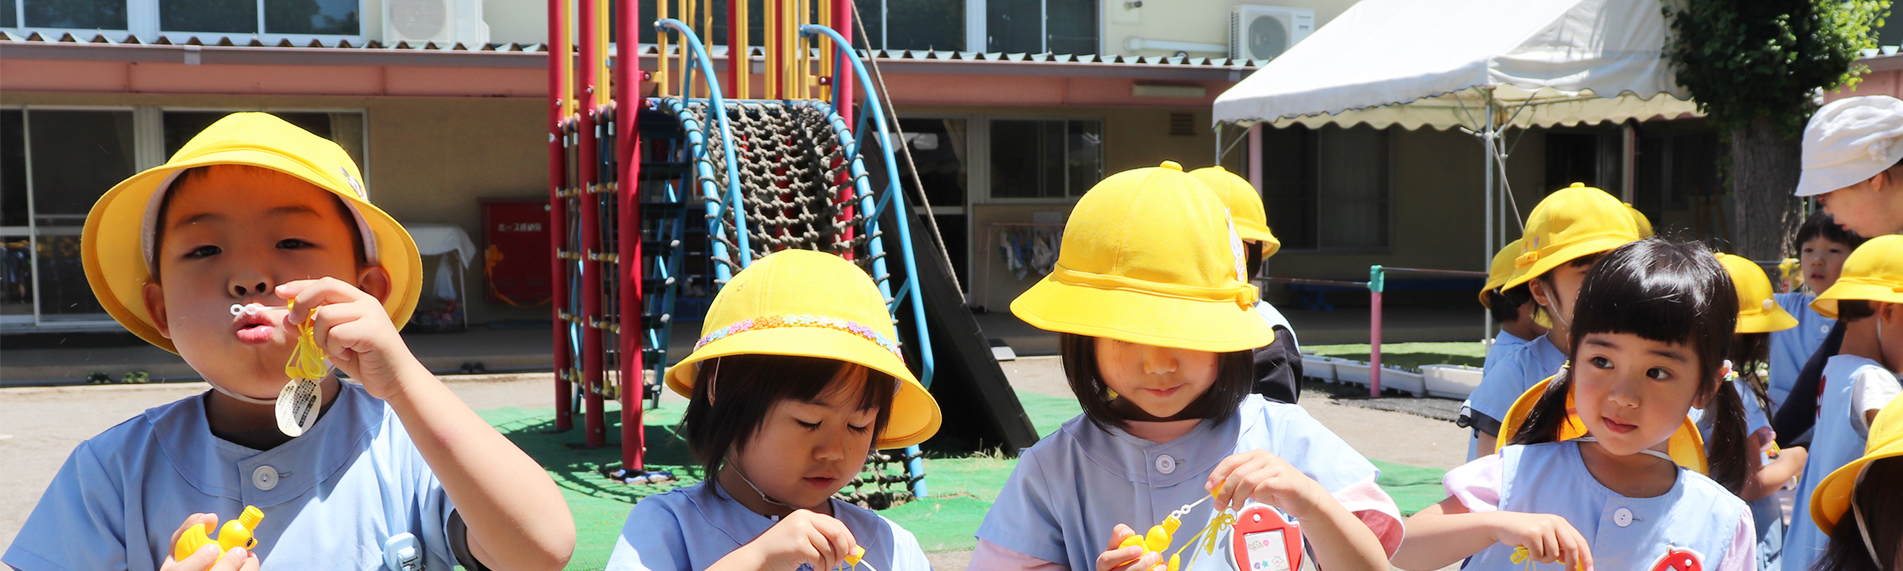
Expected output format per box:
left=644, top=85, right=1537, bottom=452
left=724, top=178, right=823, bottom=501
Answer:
left=485, top=391, right=1445, bottom=569
left=1304, top=341, right=1489, bottom=370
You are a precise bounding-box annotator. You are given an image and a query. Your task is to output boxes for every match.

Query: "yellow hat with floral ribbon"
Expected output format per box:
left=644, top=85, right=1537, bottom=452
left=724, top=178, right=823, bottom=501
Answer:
left=1627, top=204, right=1654, bottom=238
left=1503, top=183, right=1642, bottom=290
left=1812, top=397, right=1903, bottom=533
left=1811, top=235, right=1903, bottom=319
left=83, top=112, right=421, bottom=354
left=1497, top=376, right=1709, bottom=473
left=1189, top=166, right=1280, bottom=258
left=666, top=249, right=941, bottom=449
left=1479, top=239, right=1525, bottom=309
left=1717, top=253, right=1799, bottom=334
left=1012, top=161, right=1274, bottom=353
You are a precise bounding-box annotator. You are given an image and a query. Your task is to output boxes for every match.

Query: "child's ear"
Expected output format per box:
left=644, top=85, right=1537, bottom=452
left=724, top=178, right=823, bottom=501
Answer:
left=141, top=281, right=172, bottom=339
left=356, top=265, right=393, bottom=304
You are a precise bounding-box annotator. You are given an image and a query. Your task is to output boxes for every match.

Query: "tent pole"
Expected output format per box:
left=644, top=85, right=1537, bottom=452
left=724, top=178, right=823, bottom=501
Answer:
left=1483, top=99, right=1496, bottom=343
left=1621, top=122, right=1636, bottom=203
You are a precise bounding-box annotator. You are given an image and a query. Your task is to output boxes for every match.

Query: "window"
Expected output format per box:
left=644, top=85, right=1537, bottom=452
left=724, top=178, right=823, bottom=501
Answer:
left=987, top=0, right=1095, bottom=54
left=863, top=117, right=971, bottom=283
left=988, top=118, right=1100, bottom=200
left=162, top=110, right=364, bottom=167
left=1257, top=124, right=1391, bottom=250
left=1633, top=124, right=1723, bottom=242
left=853, top=0, right=963, bottom=51
left=4, top=0, right=360, bottom=38
left=1544, top=131, right=1622, bottom=194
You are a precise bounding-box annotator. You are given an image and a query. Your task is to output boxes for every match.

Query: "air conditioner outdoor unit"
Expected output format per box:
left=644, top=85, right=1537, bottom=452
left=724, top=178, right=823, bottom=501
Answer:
left=384, top=0, right=489, bottom=46
left=1230, top=5, right=1314, bottom=60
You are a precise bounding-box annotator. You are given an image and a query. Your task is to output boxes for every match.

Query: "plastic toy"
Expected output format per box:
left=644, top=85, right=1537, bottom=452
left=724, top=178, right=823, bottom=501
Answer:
left=843, top=545, right=878, bottom=571
left=229, top=302, right=329, bottom=437
left=171, top=506, right=264, bottom=563
left=1110, top=492, right=1301, bottom=571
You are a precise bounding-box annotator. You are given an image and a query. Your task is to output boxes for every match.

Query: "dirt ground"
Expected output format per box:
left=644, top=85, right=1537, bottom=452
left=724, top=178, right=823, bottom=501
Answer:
left=0, top=359, right=1469, bottom=568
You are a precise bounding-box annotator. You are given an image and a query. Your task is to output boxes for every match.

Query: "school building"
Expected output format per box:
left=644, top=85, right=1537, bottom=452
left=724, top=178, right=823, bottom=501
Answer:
left=2, top=0, right=1887, bottom=336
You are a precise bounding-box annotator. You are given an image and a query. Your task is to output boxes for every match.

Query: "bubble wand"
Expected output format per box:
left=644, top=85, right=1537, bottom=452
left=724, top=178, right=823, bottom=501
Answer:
left=230, top=302, right=328, bottom=437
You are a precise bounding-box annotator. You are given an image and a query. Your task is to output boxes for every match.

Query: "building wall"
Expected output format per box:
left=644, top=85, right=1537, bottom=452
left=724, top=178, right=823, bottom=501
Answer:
left=0, top=91, right=551, bottom=326
left=485, top=0, right=551, bottom=45
left=1104, top=0, right=1360, bottom=58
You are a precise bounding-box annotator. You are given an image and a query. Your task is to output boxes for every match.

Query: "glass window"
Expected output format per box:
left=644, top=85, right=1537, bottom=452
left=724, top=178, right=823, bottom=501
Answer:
left=985, top=0, right=1038, bottom=53
left=987, top=0, right=1095, bottom=54
left=264, top=0, right=357, bottom=35
left=2, top=0, right=17, bottom=27
left=163, top=111, right=364, bottom=168
left=989, top=118, right=1100, bottom=200
left=27, top=109, right=134, bottom=319
left=161, top=0, right=255, bottom=33
left=1044, top=0, right=1094, bottom=55
left=1257, top=124, right=1390, bottom=250
left=2, top=110, right=25, bottom=229
left=854, top=0, right=962, bottom=51
left=22, top=0, right=126, bottom=29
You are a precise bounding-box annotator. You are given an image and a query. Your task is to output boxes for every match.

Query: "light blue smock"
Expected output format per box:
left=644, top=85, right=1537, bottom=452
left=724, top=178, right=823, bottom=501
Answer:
left=1463, top=441, right=1750, bottom=570
left=1783, top=355, right=1896, bottom=571
left=3, top=382, right=463, bottom=571
left=1768, top=292, right=1835, bottom=410
left=1464, top=333, right=1566, bottom=460
left=1254, top=301, right=1297, bottom=347
left=606, top=481, right=930, bottom=571
left=1689, top=377, right=1782, bottom=571
left=974, top=395, right=1381, bottom=571
left=1466, top=330, right=1534, bottom=459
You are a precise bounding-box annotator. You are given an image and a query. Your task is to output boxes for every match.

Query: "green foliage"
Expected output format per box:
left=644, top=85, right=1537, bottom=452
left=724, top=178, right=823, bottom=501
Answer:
left=1664, top=0, right=1891, bottom=135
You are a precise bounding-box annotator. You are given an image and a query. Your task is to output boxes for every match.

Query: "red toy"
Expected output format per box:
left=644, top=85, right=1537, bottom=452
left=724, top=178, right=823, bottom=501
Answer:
left=1230, top=505, right=1301, bottom=571
left=1648, top=545, right=1704, bottom=571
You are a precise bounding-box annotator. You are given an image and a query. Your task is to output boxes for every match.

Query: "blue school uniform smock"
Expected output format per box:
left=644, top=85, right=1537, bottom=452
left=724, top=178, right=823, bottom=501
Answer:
left=605, top=481, right=929, bottom=571
left=1462, top=333, right=1565, bottom=460
left=1456, top=441, right=1752, bottom=570
left=3, top=382, right=464, bottom=571
left=1465, top=330, right=1535, bottom=459
left=974, top=395, right=1388, bottom=571
left=1769, top=292, right=1835, bottom=409
left=1783, top=354, right=1899, bottom=571
left=1690, top=377, right=1782, bottom=571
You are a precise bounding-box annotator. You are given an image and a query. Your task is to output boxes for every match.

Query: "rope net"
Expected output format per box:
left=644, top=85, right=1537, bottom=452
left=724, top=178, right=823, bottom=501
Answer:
left=689, top=101, right=878, bottom=271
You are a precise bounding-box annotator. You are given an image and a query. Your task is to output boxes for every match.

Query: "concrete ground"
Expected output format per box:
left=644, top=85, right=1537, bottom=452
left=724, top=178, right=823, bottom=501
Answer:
left=0, top=357, right=1468, bottom=569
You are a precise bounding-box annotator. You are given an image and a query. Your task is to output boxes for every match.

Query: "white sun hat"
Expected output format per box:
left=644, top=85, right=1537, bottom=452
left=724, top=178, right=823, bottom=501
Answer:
left=1797, top=95, right=1903, bottom=197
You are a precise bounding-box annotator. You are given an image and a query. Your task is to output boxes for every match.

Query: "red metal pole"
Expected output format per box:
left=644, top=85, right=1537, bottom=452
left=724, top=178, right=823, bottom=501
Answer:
left=579, top=0, right=606, bottom=448
left=550, top=0, right=573, bottom=432
left=615, top=0, right=645, bottom=471
left=1369, top=265, right=1384, bottom=398
left=729, top=0, right=744, bottom=97
left=831, top=0, right=856, bottom=258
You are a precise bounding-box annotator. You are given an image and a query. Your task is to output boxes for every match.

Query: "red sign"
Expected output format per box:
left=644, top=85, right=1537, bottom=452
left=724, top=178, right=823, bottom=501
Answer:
left=481, top=200, right=552, bottom=306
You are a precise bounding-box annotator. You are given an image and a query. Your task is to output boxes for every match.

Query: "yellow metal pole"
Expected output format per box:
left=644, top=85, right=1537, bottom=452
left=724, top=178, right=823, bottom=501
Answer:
left=655, top=0, right=670, bottom=96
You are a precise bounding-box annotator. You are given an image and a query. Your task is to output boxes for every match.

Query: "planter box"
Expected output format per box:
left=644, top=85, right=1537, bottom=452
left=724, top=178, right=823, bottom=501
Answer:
left=1300, top=354, right=1339, bottom=382
left=1423, top=364, right=1484, bottom=399
left=1334, top=360, right=1426, bottom=396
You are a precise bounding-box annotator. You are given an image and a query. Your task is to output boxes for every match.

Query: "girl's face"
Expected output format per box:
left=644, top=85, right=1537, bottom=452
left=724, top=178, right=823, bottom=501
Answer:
left=1799, top=237, right=1855, bottom=294
left=1820, top=174, right=1903, bottom=237
left=1571, top=332, right=1711, bottom=458
left=725, top=367, right=879, bottom=511
left=1094, top=337, right=1220, bottom=420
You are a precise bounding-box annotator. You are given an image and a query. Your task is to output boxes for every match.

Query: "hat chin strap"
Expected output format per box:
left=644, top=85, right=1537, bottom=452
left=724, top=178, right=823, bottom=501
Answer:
left=208, top=381, right=278, bottom=405
left=1853, top=466, right=1883, bottom=566
left=1573, top=436, right=1674, bottom=464
left=727, top=455, right=803, bottom=512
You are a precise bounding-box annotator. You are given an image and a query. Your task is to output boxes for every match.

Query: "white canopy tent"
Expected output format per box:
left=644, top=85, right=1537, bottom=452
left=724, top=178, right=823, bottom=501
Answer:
left=1214, top=0, right=1700, bottom=285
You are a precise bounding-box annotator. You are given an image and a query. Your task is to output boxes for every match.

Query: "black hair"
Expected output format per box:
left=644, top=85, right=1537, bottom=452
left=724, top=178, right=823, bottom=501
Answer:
left=680, top=354, right=897, bottom=478
left=1530, top=253, right=1606, bottom=325
left=1245, top=242, right=1265, bottom=283
left=1811, top=458, right=1903, bottom=571
left=151, top=165, right=368, bottom=282
left=1511, top=238, right=1751, bottom=494
left=1488, top=285, right=1535, bottom=323
left=1058, top=333, right=1256, bottom=433
left=1794, top=212, right=1867, bottom=254
left=1840, top=299, right=1879, bottom=323
left=1730, top=332, right=1776, bottom=421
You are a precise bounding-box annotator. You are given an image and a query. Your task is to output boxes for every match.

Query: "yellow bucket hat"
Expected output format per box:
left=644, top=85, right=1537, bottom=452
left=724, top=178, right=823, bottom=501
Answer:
left=1627, top=204, right=1654, bottom=238
left=1012, top=161, right=1274, bottom=353
left=1811, top=235, right=1903, bottom=319
left=1717, top=253, right=1798, bottom=334
left=1479, top=239, right=1524, bottom=309
left=665, top=249, right=942, bottom=449
left=1497, top=376, right=1709, bottom=473
left=1188, top=166, right=1280, bottom=258
left=1503, top=183, right=1642, bottom=290
left=82, top=112, right=421, bottom=354
left=1811, top=397, right=1903, bottom=532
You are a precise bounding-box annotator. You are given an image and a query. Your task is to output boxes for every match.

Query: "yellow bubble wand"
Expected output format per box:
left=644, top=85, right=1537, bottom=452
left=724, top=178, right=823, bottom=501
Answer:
left=234, top=301, right=329, bottom=437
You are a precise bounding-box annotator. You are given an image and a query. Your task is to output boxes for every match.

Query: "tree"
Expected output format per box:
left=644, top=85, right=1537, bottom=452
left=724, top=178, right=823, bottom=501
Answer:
left=1664, top=0, right=1888, bottom=260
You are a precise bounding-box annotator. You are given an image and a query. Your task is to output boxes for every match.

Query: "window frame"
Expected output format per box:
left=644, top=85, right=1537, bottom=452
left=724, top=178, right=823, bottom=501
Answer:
left=1260, top=124, right=1396, bottom=255
left=3, top=0, right=367, bottom=46
left=976, top=114, right=1104, bottom=205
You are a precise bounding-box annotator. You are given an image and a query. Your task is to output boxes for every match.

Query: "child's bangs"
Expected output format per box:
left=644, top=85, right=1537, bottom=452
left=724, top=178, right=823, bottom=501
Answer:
left=1570, top=239, right=1737, bottom=378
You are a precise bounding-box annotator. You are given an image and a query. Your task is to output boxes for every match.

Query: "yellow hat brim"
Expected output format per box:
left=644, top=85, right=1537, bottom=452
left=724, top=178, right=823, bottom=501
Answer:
left=1234, top=220, right=1281, bottom=259
left=1737, top=307, right=1800, bottom=334
left=1502, top=236, right=1631, bottom=291
left=665, top=325, right=942, bottom=450
left=1477, top=288, right=1495, bottom=310
left=1810, top=277, right=1903, bottom=319
left=83, top=149, right=421, bottom=354
left=1497, top=377, right=1709, bottom=474
left=1810, top=446, right=1903, bottom=533
left=1011, top=274, right=1274, bottom=354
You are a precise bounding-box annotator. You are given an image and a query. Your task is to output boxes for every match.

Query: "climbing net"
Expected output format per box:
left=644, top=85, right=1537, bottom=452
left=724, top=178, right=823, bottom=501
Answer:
left=692, top=101, right=878, bottom=273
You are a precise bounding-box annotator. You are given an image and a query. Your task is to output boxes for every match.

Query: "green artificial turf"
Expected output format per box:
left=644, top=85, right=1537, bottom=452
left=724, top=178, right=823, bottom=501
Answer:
left=1304, top=341, right=1490, bottom=370
left=485, top=390, right=1444, bottom=569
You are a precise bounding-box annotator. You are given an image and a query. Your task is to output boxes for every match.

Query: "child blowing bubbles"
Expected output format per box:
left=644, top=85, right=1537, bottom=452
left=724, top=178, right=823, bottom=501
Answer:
left=970, top=162, right=1400, bottom=571
left=1394, top=239, right=1758, bottom=571
left=606, top=249, right=942, bottom=571
left=4, top=113, right=573, bottom=571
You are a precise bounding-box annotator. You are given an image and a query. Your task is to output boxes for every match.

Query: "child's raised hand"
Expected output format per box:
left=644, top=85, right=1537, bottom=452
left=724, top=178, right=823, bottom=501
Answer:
left=1487, top=511, right=1593, bottom=571
left=161, top=514, right=260, bottom=571
left=740, top=509, right=859, bottom=570
left=1096, top=524, right=1167, bottom=571
left=276, top=278, right=418, bottom=399
left=1206, top=450, right=1328, bottom=518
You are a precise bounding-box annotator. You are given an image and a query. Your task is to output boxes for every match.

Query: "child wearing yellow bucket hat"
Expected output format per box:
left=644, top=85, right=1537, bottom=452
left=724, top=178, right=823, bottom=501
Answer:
left=1394, top=239, right=1758, bottom=571
left=1784, top=235, right=1903, bottom=571
left=1806, top=398, right=1903, bottom=571
left=5, top=113, right=575, bottom=571
left=973, top=161, right=1400, bottom=571
left=1464, top=239, right=1551, bottom=461
left=1464, top=183, right=1641, bottom=457
left=606, top=249, right=941, bottom=571
left=1188, top=165, right=1303, bottom=406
